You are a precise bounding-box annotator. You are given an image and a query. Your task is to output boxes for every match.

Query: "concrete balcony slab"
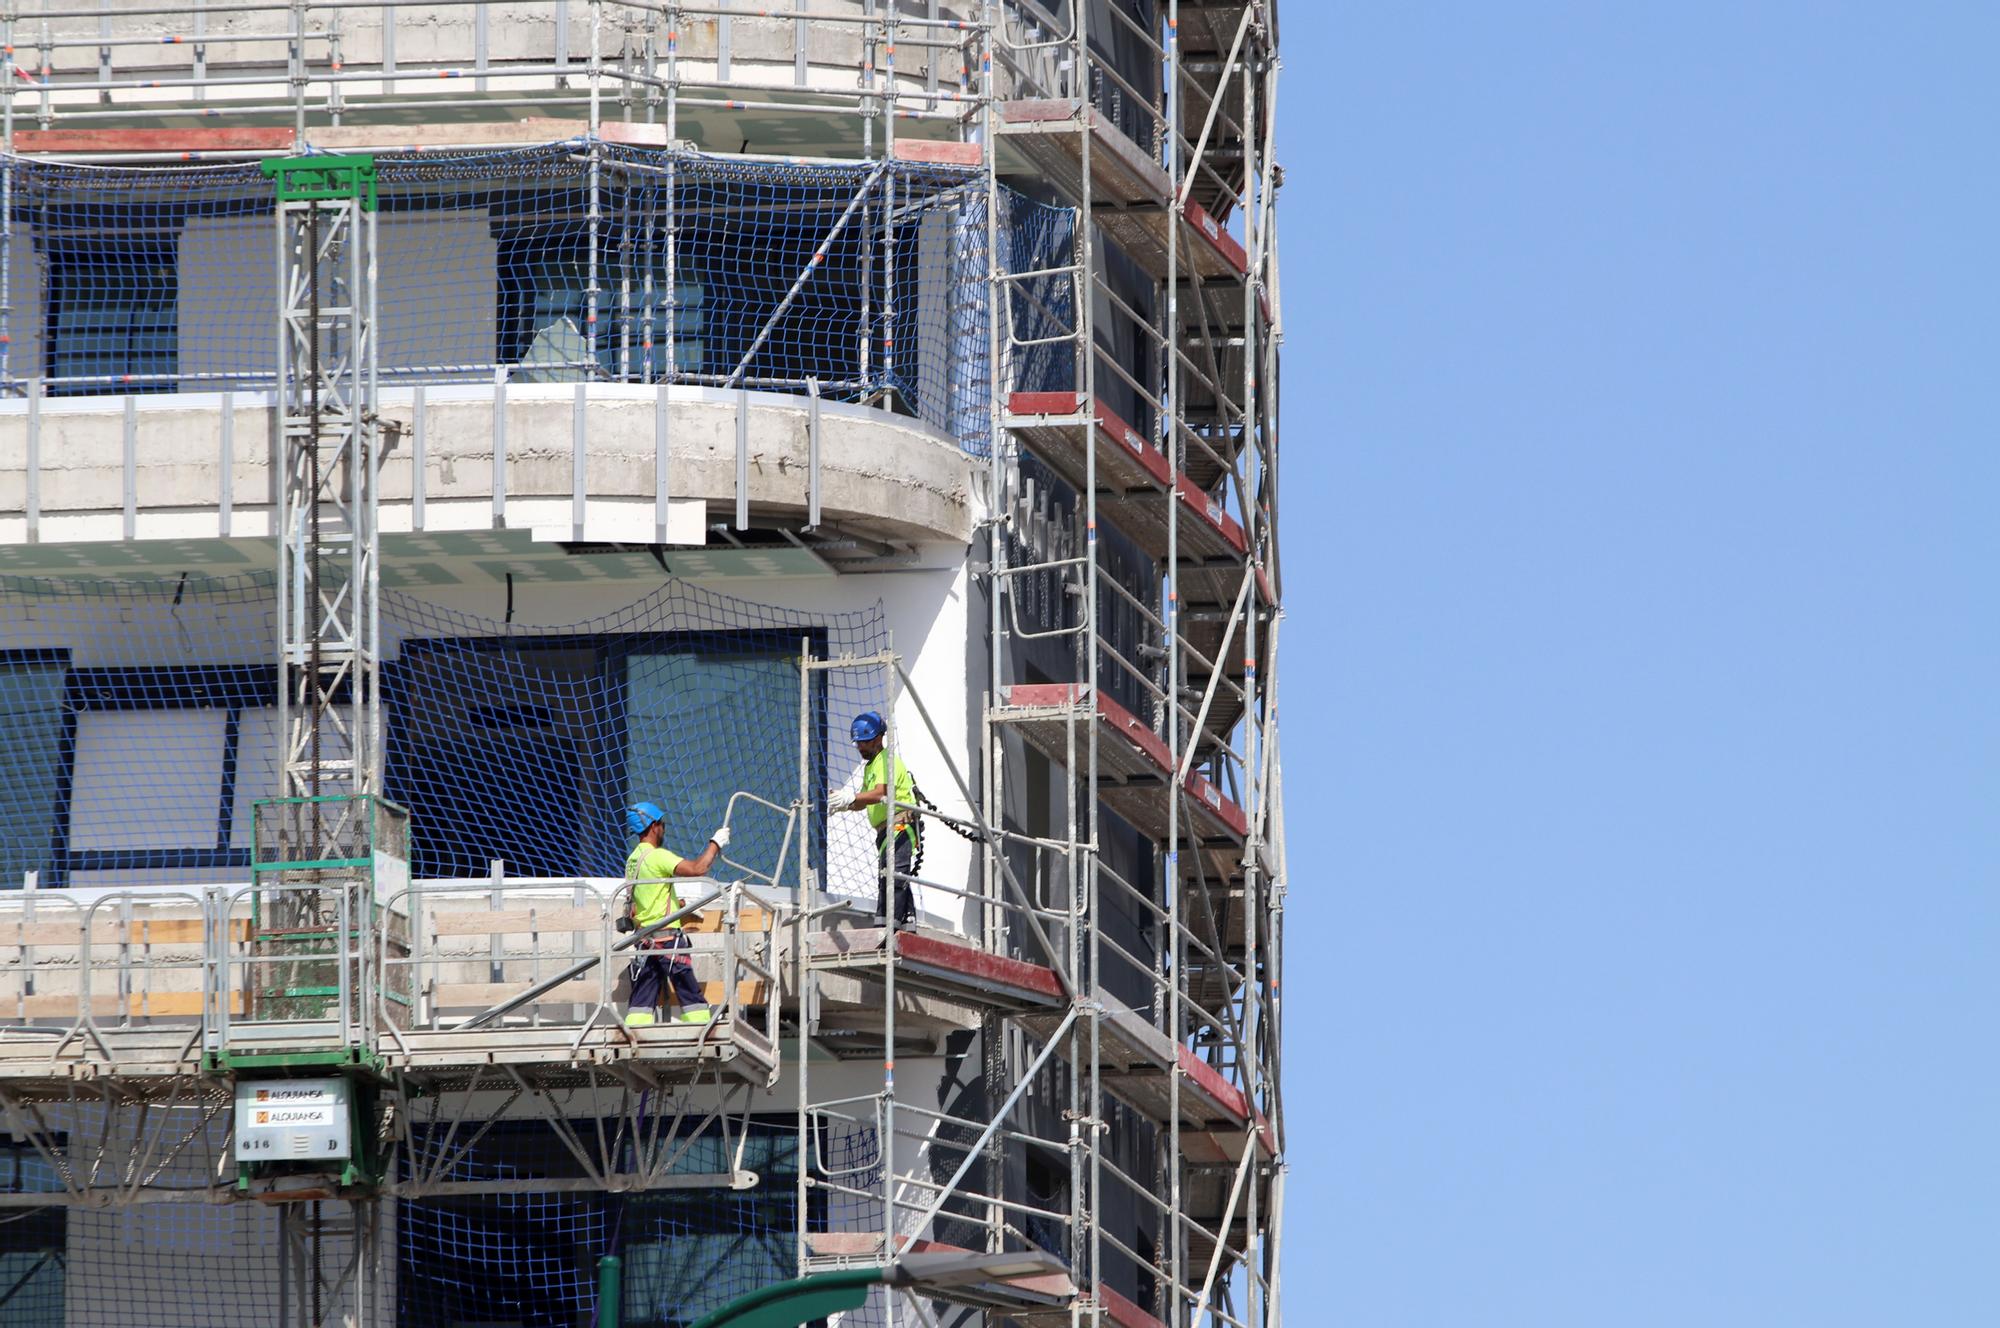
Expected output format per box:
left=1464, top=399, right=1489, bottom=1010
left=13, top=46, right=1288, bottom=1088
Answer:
left=0, top=383, right=973, bottom=583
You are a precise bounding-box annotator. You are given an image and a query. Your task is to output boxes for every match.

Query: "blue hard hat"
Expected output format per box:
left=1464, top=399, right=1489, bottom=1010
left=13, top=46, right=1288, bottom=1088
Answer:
left=626, top=801, right=666, bottom=836
left=851, top=711, right=887, bottom=743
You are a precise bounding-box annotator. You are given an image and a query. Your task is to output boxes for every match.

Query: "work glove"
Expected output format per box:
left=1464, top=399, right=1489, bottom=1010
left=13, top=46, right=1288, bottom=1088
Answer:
left=828, top=794, right=854, bottom=814
left=710, top=826, right=731, bottom=850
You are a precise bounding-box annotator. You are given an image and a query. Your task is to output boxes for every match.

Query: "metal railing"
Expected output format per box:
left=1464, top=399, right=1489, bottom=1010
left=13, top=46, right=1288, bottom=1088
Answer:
left=0, top=873, right=787, bottom=1072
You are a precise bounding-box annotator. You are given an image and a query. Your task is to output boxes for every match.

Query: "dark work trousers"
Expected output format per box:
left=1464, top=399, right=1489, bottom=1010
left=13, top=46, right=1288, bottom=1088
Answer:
left=875, top=828, right=917, bottom=928
left=629, top=929, right=705, bottom=1012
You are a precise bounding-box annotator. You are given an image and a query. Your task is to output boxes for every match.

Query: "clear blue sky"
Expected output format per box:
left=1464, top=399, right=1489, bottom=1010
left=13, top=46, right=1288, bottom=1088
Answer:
left=1282, top=6, right=1997, bottom=1324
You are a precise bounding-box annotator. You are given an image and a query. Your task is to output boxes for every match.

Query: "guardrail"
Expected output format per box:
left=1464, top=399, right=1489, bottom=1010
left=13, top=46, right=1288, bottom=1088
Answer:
left=382, top=876, right=786, bottom=1050
left=0, top=875, right=786, bottom=1075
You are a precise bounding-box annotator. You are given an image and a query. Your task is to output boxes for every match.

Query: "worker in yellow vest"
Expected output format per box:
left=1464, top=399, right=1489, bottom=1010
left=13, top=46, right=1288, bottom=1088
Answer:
left=830, top=711, right=919, bottom=928
left=621, top=802, right=728, bottom=1026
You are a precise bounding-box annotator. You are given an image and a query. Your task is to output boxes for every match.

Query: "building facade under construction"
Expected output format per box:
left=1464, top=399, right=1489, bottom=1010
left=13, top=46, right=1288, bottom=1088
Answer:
left=0, top=3, right=1284, bottom=1325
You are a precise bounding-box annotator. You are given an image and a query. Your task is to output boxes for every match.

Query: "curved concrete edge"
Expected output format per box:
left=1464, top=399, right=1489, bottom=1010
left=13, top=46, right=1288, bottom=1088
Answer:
left=0, top=384, right=973, bottom=550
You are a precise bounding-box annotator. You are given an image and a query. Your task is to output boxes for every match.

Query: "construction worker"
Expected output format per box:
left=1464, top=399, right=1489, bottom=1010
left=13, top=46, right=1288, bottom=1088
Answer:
left=831, top=711, right=919, bottom=928
left=621, top=802, right=729, bottom=1027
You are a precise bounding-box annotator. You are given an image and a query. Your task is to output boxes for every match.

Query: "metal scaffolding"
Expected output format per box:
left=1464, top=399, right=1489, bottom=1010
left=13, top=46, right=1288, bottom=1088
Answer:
left=0, top=3, right=1283, bottom=1326
left=981, top=6, right=1285, bottom=1327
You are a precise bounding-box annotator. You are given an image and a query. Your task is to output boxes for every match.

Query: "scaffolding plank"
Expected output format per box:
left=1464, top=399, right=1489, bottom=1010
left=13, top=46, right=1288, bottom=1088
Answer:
left=1017, top=1284, right=1166, bottom=1328
left=1097, top=197, right=1248, bottom=285
left=1004, top=392, right=1246, bottom=565
left=383, top=1019, right=773, bottom=1084
left=1006, top=390, right=1172, bottom=493
left=995, top=99, right=1246, bottom=283
left=12, top=127, right=296, bottom=154
left=11, top=990, right=244, bottom=1019
left=808, top=926, right=1065, bottom=1012
left=894, top=932, right=1067, bottom=1007
left=423, top=905, right=772, bottom=937
left=997, top=99, right=1170, bottom=207
left=0, top=1029, right=210, bottom=1089
left=807, top=1234, right=1080, bottom=1307
left=995, top=684, right=1249, bottom=846
left=4, top=917, right=252, bottom=947
left=430, top=979, right=766, bottom=1009
left=892, top=138, right=983, bottom=167
left=1017, top=1002, right=1255, bottom=1132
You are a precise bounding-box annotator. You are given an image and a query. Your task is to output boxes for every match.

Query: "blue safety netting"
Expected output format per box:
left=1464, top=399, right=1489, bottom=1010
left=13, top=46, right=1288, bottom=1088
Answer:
left=995, top=187, right=1081, bottom=407
left=401, top=1115, right=850, bottom=1328
left=0, top=141, right=1070, bottom=458
left=0, top=1104, right=893, bottom=1327
left=0, top=573, right=892, bottom=900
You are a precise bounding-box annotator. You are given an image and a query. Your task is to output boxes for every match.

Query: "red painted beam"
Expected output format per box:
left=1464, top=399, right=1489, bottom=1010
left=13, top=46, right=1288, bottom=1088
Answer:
left=902, top=1238, right=1076, bottom=1299
left=1181, top=769, right=1250, bottom=840
left=894, top=138, right=982, bottom=167
left=1009, top=391, right=1175, bottom=490
left=1096, top=690, right=1177, bottom=776
left=1184, top=200, right=1248, bottom=276
left=1099, top=1284, right=1169, bottom=1328
left=1177, top=1044, right=1254, bottom=1126
left=1002, top=684, right=1250, bottom=843
left=896, top=933, right=1066, bottom=1002
left=1172, top=472, right=1248, bottom=553
left=1005, top=681, right=1089, bottom=711
left=999, top=98, right=1081, bottom=125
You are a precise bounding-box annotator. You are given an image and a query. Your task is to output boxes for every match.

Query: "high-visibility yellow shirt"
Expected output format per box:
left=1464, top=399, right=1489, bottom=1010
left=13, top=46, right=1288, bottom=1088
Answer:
left=625, top=841, right=686, bottom=929
left=863, top=750, right=916, bottom=841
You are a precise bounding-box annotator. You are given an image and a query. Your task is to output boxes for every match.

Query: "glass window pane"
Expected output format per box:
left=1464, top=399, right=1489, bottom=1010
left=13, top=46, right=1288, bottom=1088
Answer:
left=0, top=658, right=67, bottom=887
left=69, top=709, right=227, bottom=853
left=623, top=652, right=802, bottom=883
left=387, top=645, right=607, bottom=878
left=47, top=238, right=179, bottom=394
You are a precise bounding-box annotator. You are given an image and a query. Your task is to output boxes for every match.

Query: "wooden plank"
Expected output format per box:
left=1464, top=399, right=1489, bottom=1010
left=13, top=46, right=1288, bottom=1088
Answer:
left=425, top=907, right=607, bottom=937
left=893, top=138, right=982, bottom=167
left=431, top=980, right=768, bottom=1009
left=997, top=98, right=1080, bottom=125
left=425, top=906, right=771, bottom=938
left=679, top=907, right=774, bottom=934
left=1184, top=199, right=1249, bottom=276
left=431, top=979, right=602, bottom=1007
left=1099, top=1285, right=1168, bottom=1328
left=4, top=918, right=252, bottom=947
left=12, top=127, right=295, bottom=154
left=806, top=1234, right=1079, bottom=1300
left=14, top=991, right=243, bottom=1018
left=598, top=120, right=672, bottom=147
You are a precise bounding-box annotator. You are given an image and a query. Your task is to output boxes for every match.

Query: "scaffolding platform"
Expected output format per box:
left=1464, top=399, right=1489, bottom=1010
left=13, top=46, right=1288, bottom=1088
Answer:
left=810, top=924, right=1067, bottom=1013
left=1005, top=392, right=1249, bottom=566
left=998, top=99, right=1171, bottom=209
left=807, top=920, right=1068, bottom=1053
left=992, top=684, right=1249, bottom=848
left=806, top=1234, right=1082, bottom=1318
left=1018, top=1001, right=1257, bottom=1139
left=1183, top=1121, right=1277, bottom=1273
left=1180, top=606, right=1271, bottom=733
left=0, top=1028, right=210, bottom=1093
left=805, top=1234, right=1163, bottom=1328
left=379, top=1017, right=778, bottom=1090
left=998, top=99, right=1247, bottom=285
